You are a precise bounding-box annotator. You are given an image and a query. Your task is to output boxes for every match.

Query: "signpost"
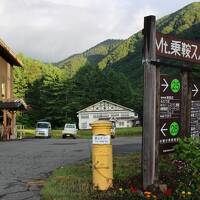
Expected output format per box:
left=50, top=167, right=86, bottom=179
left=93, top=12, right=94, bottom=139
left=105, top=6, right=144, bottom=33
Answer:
left=160, top=75, right=182, bottom=153
left=142, top=15, right=200, bottom=190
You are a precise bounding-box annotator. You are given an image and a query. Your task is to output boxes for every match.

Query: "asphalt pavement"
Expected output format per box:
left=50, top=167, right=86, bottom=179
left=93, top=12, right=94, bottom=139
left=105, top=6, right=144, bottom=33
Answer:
left=0, top=137, right=141, bottom=200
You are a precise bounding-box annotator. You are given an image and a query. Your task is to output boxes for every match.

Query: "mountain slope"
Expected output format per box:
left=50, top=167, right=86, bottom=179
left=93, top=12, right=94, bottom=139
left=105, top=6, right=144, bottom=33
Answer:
left=56, top=2, right=200, bottom=89
left=56, top=39, right=123, bottom=76
left=97, top=2, right=200, bottom=87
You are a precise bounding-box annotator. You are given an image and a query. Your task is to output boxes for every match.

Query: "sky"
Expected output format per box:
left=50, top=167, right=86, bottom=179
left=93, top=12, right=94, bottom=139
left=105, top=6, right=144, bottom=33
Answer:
left=0, top=0, right=198, bottom=62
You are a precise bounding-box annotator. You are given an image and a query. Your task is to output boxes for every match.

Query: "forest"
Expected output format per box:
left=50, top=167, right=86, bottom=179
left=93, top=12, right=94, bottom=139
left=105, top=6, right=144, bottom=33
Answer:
left=14, top=54, right=137, bottom=128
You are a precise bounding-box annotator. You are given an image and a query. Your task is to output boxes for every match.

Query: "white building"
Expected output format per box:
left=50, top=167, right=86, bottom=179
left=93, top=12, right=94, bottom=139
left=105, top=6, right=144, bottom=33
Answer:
left=77, top=100, right=138, bottom=130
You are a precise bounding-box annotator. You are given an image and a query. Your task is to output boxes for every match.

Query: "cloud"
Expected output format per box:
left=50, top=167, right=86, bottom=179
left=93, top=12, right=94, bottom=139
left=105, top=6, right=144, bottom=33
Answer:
left=0, top=0, right=195, bottom=62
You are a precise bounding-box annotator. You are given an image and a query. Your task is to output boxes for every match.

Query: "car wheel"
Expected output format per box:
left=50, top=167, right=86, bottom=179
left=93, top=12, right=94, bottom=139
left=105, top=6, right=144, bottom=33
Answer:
left=62, top=135, right=66, bottom=139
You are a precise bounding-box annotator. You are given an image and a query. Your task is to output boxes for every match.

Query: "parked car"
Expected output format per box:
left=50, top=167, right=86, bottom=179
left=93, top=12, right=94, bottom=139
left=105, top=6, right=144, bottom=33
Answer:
left=35, top=122, right=52, bottom=138
left=62, top=123, right=77, bottom=139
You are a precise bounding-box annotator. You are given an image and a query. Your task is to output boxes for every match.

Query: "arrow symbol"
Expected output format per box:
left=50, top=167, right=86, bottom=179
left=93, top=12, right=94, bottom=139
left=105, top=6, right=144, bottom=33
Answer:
left=161, top=78, right=169, bottom=92
left=161, top=123, right=168, bottom=137
left=192, top=84, right=199, bottom=97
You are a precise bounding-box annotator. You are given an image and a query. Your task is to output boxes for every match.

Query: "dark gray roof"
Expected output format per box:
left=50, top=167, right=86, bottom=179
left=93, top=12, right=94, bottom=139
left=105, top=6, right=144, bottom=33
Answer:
left=0, top=99, right=27, bottom=111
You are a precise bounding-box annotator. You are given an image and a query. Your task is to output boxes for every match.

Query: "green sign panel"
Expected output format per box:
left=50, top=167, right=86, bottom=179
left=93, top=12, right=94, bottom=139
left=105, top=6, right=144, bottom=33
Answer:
left=170, top=79, right=181, bottom=93
left=169, top=122, right=179, bottom=136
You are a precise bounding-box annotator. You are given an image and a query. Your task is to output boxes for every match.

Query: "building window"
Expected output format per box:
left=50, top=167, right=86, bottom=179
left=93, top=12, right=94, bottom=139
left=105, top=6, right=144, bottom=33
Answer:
left=121, top=112, right=129, bottom=117
left=119, top=121, right=124, bottom=127
left=81, top=122, right=87, bottom=129
left=111, top=113, right=119, bottom=117
left=101, top=113, right=109, bottom=118
left=93, top=113, right=109, bottom=119
left=1, top=83, right=5, bottom=98
left=93, top=113, right=100, bottom=118
left=81, top=114, right=89, bottom=119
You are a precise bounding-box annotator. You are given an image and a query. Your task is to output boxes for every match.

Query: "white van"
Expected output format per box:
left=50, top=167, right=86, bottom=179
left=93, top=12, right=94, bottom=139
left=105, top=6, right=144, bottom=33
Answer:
left=35, top=122, right=52, bottom=138
left=62, top=123, right=77, bottom=139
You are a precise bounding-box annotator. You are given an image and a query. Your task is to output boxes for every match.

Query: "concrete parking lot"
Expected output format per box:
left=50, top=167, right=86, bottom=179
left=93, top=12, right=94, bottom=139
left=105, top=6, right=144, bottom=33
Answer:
left=0, top=137, right=141, bottom=200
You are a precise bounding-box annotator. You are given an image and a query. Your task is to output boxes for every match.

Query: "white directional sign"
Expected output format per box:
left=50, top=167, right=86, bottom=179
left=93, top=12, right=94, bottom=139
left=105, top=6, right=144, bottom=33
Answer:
left=192, top=83, right=199, bottom=97
left=161, top=78, right=169, bottom=92
left=160, top=123, right=167, bottom=137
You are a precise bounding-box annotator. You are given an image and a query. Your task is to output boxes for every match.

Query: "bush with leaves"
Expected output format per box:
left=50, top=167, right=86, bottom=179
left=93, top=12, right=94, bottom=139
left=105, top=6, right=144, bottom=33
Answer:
left=172, top=137, right=200, bottom=194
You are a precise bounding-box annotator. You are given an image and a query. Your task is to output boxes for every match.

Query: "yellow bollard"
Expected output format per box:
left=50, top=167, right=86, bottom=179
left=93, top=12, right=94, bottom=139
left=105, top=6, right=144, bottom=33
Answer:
left=90, top=120, right=113, bottom=191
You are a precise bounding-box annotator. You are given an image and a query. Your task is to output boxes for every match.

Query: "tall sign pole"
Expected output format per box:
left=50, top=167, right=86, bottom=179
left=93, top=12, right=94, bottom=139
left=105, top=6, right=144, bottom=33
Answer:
left=142, top=15, right=159, bottom=189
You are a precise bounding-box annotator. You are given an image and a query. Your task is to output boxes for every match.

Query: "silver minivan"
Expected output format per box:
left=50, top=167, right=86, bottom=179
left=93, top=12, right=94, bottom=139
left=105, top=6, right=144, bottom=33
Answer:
left=35, top=122, right=52, bottom=138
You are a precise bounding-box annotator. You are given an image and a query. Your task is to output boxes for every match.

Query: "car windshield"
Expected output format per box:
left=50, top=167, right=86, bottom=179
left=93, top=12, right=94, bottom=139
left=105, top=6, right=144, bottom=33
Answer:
left=37, top=123, right=49, bottom=128
left=65, top=124, right=75, bottom=128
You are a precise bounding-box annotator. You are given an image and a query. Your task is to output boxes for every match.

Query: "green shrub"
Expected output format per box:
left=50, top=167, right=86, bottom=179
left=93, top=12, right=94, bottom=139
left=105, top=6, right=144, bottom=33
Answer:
left=172, top=137, right=200, bottom=193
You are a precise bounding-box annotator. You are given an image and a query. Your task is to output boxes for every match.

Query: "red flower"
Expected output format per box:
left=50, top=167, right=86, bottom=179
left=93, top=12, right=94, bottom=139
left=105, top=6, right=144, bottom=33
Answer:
left=130, top=185, right=137, bottom=193
left=163, top=188, right=172, bottom=196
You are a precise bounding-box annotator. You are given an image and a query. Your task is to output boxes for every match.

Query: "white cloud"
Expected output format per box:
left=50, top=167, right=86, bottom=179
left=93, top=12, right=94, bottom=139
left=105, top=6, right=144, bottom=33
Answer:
left=0, top=0, right=196, bottom=62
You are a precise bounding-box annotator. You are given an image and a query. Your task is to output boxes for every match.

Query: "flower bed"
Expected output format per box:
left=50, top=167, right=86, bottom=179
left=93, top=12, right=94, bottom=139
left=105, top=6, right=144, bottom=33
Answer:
left=41, top=138, right=200, bottom=200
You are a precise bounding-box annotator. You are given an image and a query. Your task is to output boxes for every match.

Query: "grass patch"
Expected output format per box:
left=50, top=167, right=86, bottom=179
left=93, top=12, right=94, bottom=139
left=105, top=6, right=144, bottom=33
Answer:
left=41, top=163, right=92, bottom=200
left=40, top=138, right=200, bottom=200
left=23, top=129, right=35, bottom=138
left=78, top=127, right=142, bottom=139
left=115, top=127, right=142, bottom=137
left=23, top=127, right=142, bottom=139
left=41, top=153, right=141, bottom=200
left=52, top=130, right=62, bottom=138
left=77, top=129, right=92, bottom=139
left=22, top=129, right=63, bottom=138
